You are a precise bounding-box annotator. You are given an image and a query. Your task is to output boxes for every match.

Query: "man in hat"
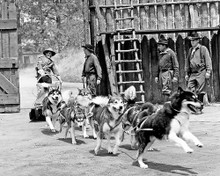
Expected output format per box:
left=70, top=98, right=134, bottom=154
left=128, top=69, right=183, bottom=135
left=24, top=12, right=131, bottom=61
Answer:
left=155, top=36, right=179, bottom=96
left=81, top=44, right=102, bottom=97
left=36, top=48, right=61, bottom=83
left=185, top=31, right=212, bottom=103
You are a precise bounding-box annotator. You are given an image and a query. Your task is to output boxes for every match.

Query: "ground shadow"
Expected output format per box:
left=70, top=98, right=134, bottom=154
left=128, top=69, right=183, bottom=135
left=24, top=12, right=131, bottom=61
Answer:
left=57, top=138, right=86, bottom=145
left=132, top=160, right=198, bottom=175
left=29, top=119, right=45, bottom=123
left=89, top=149, right=120, bottom=157
left=119, top=144, right=135, bottom=150
left=120, top=144, right=160, bottom=152
left=41, top=129, right=59, bottom=136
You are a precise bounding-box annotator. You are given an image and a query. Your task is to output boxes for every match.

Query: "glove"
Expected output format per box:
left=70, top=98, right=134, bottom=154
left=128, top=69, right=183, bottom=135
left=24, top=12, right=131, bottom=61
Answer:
left=172, top=77, right=178, bottom=83
left=155, top=77, right=158, bottom=83
left=185, top=75, right=189, bottom=81
left=97, top=79, right=101, bottom=85
left=205, top=72, right=210, bottom=79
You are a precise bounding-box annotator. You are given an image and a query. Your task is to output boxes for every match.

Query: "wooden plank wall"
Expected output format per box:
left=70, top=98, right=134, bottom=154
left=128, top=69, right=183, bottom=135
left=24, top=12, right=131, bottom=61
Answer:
left=92, top=0, right=220, bottom=39
left=96, top=32, right=220, bottom=102
left=0, top=0, right=19, bottom=112
left=91, top=0, right=220, bottom=102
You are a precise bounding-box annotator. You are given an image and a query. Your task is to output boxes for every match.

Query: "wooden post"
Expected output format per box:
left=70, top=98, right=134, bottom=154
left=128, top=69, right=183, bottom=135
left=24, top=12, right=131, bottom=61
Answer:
left=93, top=0, right=118, bottom=95
left=89, top=0, right=96, bottom=46
left=141, top=36, right=151, bottom=101
left=82, top=0, right=91, bottom=44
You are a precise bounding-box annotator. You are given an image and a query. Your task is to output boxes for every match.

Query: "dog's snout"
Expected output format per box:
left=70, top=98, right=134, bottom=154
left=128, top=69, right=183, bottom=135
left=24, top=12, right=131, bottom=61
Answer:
left=119, top=106, right=123, bottom=110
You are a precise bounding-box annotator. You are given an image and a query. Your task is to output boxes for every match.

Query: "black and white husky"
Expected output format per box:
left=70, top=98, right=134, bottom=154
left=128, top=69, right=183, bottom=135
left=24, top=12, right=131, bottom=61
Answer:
left=135, top=87, right=203, bottom=169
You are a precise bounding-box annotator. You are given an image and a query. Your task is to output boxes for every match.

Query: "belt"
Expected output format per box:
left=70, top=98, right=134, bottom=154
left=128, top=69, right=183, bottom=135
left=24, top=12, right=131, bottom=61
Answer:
left=161, top=69, right=172, bottom=73
left=191, top=68, right=205, bottom=74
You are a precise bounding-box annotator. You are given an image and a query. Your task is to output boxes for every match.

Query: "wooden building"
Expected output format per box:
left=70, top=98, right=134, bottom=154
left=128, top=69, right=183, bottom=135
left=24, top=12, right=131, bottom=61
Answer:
left=83, top=0, right=220, bottom=103
left=0, top=0, right=19, bottom=112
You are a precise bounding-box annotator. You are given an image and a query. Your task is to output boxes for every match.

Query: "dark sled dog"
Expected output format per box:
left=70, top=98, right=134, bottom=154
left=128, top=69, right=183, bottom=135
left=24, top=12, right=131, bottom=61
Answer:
left=122, top=102, right=156, bottom=149
left=42, top=87, right=63, bottom=133
left=135, top=87, right=203, bottom=168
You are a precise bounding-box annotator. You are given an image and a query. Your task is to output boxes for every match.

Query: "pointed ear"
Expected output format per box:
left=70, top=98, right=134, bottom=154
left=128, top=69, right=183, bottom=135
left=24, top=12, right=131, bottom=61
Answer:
left=49, top=86, right=54, bottom=92
left=177, top=87, right=184, bottom=94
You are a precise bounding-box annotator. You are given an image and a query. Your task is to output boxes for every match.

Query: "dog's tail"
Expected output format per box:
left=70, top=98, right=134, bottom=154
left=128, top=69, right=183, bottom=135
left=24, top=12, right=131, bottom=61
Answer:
left=62, top=90, right=73, bottom=104
left=91, top=96, right=109, bottom=107
left=141, top=102, right=155, bottom=114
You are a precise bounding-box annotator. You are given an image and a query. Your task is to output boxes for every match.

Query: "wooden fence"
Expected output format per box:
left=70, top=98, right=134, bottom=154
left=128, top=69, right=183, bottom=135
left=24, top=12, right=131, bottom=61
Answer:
left=96, top=32, right=220, bottom=103
left=84, top=0, right=220, bottom=102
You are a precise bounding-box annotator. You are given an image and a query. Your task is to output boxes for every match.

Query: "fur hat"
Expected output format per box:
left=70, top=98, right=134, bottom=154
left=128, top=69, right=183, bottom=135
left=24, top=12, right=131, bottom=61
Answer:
left=188, top=31, right=201, bottom=40
left=157, top=37, right=168, bottom=46
left=82, top=44, right=94, bottom=53
left=43, top=48, right=56, bottom=56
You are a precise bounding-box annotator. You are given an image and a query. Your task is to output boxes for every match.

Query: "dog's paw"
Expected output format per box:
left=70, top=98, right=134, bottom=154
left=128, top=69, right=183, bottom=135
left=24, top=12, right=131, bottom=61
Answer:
left=186, top=148, right=194, bottom=153
left=83, top=134, right=89, bottom=138
left=93, top=136, right=97, bottom=139
left=196, top=143, right=203, bottom=148
left=139, top=163, right=148, bottom=169
left=51, top=129, right=56, bottom=133
left=94, top=148, right=99, bottom=155
left=108, top=148, right=113, bottom=154
left=72, top=140, right=77, bottom=145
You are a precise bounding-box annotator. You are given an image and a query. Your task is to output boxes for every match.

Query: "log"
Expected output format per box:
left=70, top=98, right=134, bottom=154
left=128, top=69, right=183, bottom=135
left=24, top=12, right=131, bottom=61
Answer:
left=93, top=0, right=118, bottom=95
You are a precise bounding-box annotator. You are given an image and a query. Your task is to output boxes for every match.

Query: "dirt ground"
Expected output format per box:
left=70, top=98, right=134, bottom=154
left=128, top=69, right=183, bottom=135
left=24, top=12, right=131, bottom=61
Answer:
left=0, top=68, right=220, bottom=176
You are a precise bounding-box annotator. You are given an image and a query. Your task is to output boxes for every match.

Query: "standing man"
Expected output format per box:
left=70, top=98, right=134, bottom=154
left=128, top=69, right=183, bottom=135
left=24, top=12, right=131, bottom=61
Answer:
left=155, top=37, right=179, bottom=96
left=82, top=44, right=102, bottom=97
left=185, top=31, right=212, bottom=102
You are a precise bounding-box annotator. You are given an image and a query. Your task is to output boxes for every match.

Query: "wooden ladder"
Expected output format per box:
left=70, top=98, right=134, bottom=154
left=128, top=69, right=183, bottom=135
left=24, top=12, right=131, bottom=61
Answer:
left=114, top=0, right=145, bottom=103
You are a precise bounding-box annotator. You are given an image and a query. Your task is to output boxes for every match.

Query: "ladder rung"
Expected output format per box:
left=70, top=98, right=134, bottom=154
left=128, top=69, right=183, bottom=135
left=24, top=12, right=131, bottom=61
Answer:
left=116, top=17, right=134, bottom=21
left=116, top=70, right=143, bottom=74
left=115, top=59, right=142, bottom=63
left=116, top=49, right=138, bottom=53
left=118, top=81, right=145, bottom=85
left=116, top=28, right=134, bottom=32
left=136, top=101, right=145, bottom=104
left=115, top=6, right=134, bottom=11
left=114, top=38, right=138, bottom=42
left=121, top=90, right=145, bottom=95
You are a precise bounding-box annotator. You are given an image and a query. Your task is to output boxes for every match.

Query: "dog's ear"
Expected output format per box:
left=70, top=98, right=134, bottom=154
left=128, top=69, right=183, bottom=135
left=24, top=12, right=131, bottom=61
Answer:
left=177, top=87, right=184, bottom=94
left=49, top=86, right=54, bottom=92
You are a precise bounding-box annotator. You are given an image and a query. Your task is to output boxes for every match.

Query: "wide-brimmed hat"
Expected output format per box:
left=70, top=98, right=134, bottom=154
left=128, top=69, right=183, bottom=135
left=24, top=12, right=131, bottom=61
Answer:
left=82, top=44, right=94, bottom=53
left=43, top=48, right=56, bottom=56
left=188, top=31, right=201, bottom=40
left=157, top=38, right=168, bottom=46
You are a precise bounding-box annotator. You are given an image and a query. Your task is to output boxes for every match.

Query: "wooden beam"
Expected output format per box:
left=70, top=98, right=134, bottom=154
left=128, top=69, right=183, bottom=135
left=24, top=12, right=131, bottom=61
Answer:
left=94, top=0, right=118, bottom=95
left=0, top=59, right=18, bottom=68
left=99, top=27, right=220, bottom=35
left=0, top=94, right=19, bottom=104
left=90, top=1, right=220, bottom=8
left=0, top=19, right=17, bottom=30
left=0, top=72, right=18, bottom=94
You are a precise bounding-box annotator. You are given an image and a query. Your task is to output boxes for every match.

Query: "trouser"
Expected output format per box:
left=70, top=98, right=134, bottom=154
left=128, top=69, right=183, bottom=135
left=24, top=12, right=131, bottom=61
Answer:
left=160, top=70, right=173, bottom=95
left=86, top=74, right=97, bottom=97
left=187, top=69, right=206, bottom=95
